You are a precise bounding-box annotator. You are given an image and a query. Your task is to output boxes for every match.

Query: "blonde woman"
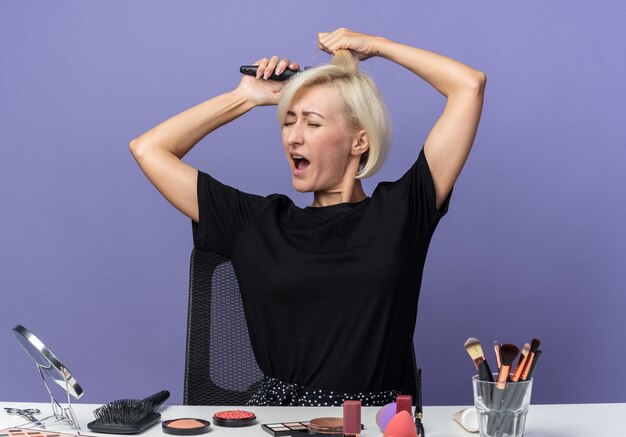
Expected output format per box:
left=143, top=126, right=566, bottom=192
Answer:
left=130, top=28, right=486, bottom=406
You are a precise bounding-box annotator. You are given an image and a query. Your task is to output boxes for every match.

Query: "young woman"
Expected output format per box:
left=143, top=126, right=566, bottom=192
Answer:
left=130, top=28, right=486, bottom=406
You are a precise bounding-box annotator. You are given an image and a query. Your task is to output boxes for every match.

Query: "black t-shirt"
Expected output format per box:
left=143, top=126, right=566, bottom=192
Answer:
left=192, top=148, right=450, bottom=393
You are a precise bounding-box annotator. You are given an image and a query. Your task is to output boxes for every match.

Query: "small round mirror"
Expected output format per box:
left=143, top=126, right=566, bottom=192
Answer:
left=12, top=324, right=84, bottom=399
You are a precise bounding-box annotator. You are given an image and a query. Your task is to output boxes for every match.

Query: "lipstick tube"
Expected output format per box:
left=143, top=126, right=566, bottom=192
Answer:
left=343, top=400, right=361, bottom=437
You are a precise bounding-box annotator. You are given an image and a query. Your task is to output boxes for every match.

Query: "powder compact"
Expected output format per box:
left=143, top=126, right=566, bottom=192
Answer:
left=162, top=418, right=210, bottom=435
left=308, top=417, right=344, bottom=435
left=212, top=410, right=256, bottom=427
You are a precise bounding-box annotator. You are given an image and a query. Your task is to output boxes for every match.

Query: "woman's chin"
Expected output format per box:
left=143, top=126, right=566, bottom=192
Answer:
left=293, top=185, right=313, bottom=193
left=292, top=180, right=314, bottom=193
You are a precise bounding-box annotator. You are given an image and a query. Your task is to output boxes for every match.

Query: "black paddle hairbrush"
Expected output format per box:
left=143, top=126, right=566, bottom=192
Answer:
left=88, top=390, right=170, bottom=434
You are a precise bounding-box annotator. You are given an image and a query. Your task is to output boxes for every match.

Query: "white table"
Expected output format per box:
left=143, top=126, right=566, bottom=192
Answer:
left=1, top=402, right=625, bottom=437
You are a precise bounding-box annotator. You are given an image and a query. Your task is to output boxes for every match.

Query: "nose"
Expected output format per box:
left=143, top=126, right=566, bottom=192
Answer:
left=286, top=121, right=304, bottom=146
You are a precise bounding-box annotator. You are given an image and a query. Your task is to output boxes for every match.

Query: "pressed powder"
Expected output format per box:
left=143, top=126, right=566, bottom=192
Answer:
left=261, top=421, right=311, bottom=436
left=212, top=410, right=256, bottom=427
left=162, top=418, right=210, bottom=435
left=308, top=417, right=344, bottom=434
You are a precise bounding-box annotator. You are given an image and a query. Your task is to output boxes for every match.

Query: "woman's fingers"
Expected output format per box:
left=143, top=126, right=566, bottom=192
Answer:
left=275, top=58, right=291, bottom=76
left=254, top=56, right=297, bottom=79
left=318, top=28, right=377, bottom=60
left=264, top=55, right=280, bottom=79
left=318, top=28, right=349, bottom=53
left=255, top=57, right=269, bottom=79
left=277, top=59, right=300, bottom=75
left=318, top=31, right=335, bottom=54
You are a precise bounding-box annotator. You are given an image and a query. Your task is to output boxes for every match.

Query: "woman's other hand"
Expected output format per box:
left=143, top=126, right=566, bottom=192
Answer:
left=235, top=56, right=300, bottom=106
left=318, top=28, right=384, bottom=61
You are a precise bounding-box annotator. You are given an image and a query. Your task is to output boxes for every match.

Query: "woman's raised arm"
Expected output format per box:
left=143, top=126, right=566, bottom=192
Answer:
left=319, top=29, right=486, bottom=209
left=129, top=57, right=299, bottom=222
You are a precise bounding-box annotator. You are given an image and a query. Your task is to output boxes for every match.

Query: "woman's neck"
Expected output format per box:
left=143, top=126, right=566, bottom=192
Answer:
left=310, top=179, right=368, bottom=207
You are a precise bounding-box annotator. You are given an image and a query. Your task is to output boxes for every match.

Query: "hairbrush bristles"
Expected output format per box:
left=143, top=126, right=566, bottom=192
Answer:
left=88, top=390, right=170, bottom=434
left=93, top=398, right=157, bottom=424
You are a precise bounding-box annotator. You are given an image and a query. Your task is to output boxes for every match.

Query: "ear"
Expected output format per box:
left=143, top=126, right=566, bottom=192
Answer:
left=351, top=129, right=369, bottom=157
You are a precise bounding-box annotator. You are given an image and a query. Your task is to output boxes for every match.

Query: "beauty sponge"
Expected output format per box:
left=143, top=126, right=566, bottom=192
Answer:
left=375, top=402, right=396, bottom=432
left=383, top=411, right=417, bottom=437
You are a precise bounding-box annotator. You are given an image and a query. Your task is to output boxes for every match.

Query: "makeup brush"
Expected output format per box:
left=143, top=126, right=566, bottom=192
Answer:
left=464, top=338, right=494, bottom=382
left=487, top=344, right=519, bottom=436
left=521, top=338, right=541, bottom=381
left=498, top=349, right=543, bottom=437
left=493, top=341, right=502, bottom=370
left=88, top=390, right=170, bottom=434
left=415, top=368, right=425, bottom=437
left=526, top=349, right=542, bottom=379
left=496, top=344, right=519, bottom=389
left=511, top=343, right=530, bottom=382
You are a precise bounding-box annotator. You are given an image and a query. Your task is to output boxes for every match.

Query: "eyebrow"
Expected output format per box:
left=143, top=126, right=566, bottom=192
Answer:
left=286, top=110, right=325, bottom=119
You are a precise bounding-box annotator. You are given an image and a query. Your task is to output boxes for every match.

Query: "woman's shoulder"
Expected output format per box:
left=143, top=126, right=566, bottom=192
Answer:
left=371, top=153, right=423, bottom=196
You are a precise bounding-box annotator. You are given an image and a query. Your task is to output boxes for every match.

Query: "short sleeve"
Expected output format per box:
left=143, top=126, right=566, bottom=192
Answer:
left=192, top=170, right=270, bottom=256
left=386, top=148, right=452, bottom=233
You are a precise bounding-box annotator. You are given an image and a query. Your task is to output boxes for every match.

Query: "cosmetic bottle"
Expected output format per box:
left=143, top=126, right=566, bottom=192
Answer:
left=343, top=400, right=361, bottom=437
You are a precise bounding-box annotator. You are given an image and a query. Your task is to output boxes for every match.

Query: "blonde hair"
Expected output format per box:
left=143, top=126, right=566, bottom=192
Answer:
left=277, top=50, right=391, bottom=178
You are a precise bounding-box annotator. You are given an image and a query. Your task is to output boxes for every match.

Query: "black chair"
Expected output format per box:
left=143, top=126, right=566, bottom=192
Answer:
left=183, top=249, right=264, bottom=405
left=183, top=248, right=420, bottom=406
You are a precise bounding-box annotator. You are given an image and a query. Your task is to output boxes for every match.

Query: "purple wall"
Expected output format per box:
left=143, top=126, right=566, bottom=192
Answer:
left=1, top=1, right=625, bottom=406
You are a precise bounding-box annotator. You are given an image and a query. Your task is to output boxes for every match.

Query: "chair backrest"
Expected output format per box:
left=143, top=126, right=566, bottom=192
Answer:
left=183, top=248, right=420, bottom=406
left=183, top=249, right=264, bottom=405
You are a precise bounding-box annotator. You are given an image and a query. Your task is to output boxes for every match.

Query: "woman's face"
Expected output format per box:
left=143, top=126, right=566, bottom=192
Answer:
left=282, top=85, right=362, bottom=193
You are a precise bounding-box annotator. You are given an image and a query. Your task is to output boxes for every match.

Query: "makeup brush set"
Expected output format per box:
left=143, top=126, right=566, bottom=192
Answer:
left=464, top=337, right=543, bottom=437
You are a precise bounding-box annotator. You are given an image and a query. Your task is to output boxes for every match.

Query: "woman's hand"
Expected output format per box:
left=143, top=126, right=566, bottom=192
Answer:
left=318, top=28, right=384, bottom=61
left=235, top=56, right=300, bottom=107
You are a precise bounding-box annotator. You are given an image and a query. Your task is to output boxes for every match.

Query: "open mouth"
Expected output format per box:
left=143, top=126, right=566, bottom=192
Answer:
left=292, top=155, right=310, bottom=173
